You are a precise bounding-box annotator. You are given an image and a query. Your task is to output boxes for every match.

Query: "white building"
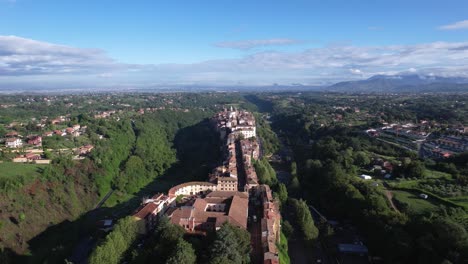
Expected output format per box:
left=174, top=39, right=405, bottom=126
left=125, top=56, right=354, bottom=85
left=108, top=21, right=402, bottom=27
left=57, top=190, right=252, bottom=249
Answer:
left=5, top=138, right=23, bottom=148
left=359, top=174, right=372, bottom=180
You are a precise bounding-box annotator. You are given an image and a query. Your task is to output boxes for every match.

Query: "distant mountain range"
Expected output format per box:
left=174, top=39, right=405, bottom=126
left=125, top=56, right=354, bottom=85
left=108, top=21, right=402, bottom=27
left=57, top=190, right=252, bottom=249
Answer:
left=327, top=74, right=468, bottom=93
left=1, top=74, right=468, bottom=94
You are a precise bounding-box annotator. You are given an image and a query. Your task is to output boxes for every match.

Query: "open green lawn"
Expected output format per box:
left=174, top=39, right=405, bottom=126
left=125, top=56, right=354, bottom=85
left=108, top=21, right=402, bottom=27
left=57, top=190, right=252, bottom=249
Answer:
left=392, top=190, right=440, bottom=215
left=0, top=162, right=44, bottom=178
left=387, top=169, right=452, bottom=189
left=426, top=169, right=452, bottom=180
left=388, top=179, right=419, bottom=188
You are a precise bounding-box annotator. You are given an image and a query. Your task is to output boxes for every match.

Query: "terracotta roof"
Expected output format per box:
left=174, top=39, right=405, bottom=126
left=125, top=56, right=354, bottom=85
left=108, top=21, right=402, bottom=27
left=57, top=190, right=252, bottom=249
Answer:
left=206, top=191, right=248, bottom=199
left=170, top=206, right=194, bottom=225
left=217, top=177, right=237, bottom=182
left=6, top=131, right=18, bottom=136
left=193, top=199, right=208, bottom=211
left=133, top=203, right=158, bottom=219
left=227, top=194, right=248, bottom=229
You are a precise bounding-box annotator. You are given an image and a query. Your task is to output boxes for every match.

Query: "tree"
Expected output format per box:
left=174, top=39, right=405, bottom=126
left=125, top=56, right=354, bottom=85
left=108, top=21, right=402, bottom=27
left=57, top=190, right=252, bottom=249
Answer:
left=166, top=238, right=196, bottom=264
left=282, top=220, right=294, bottom=238
left=147, top=216, right=186, bottom=263
left=291, top=162, right=297, bottom=177
left=289, top=198, right=319, bottom=242
left=209, top=223, right=250, bottom=264
left=289, top=176, right=301, bottom=198
left=354, top=151, right=370, bottom=167
left=89, top=216, right=139, bottom=264
left=406, top=160, right=426, bottom=179
left=277, top=183, right=288, bottom=206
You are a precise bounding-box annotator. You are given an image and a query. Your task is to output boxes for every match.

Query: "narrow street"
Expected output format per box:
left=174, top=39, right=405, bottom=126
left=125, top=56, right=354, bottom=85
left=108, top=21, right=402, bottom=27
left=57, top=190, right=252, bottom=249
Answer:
left=235, top=140, right=247, bottom=191
left=248, top=193, right=264, bottom=263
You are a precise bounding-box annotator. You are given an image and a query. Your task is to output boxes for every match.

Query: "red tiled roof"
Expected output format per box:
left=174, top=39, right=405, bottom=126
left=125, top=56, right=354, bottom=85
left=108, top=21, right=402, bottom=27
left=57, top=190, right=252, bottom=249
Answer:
left=227, top=194, right=248, bottom=229
left=133, top=203, right=158, bottom=219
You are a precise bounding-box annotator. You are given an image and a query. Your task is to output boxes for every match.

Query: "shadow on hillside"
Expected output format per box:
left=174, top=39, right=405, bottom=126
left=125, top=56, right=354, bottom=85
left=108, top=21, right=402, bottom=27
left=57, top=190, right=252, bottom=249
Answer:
left=243, top=94, right=274, bottom=113
left=2, top=118, right=221, bottom=264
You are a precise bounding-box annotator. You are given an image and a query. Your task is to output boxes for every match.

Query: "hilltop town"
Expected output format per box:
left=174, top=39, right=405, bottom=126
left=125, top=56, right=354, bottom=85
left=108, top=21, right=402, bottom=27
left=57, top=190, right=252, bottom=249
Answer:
left=131, top=108, right=281, bottom=263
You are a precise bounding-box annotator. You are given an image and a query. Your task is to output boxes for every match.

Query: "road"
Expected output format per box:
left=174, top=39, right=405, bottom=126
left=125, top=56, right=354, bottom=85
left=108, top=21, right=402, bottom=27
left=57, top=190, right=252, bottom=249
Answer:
left=248, top=194, right=264, bottom=263
left=68, top=189, right=114, bottom=264
left=235, top=140, right=247, bottom=191
left=384, top=189, right=400, bottom=213
left=95, top=189, right=114, bottom=209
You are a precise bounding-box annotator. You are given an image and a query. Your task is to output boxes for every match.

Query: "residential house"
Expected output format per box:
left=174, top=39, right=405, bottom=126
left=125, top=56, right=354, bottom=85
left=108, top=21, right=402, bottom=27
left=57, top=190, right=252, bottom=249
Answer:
left=5, top=138, right=22, bottom=148
left=27, top=136, right=42, bottom=146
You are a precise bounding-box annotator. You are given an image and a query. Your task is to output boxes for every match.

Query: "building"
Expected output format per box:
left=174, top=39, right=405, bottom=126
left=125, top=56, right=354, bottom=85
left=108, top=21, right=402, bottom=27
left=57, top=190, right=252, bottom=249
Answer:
left=27, top=135, right=42, bottom=146
left=75, top=145, right=94, bottom=155
left=253, top=185, right=281, bottom=263
left=168, top=182, right=218, bottom=197
left=132, top=193, right=175, bottom=234
left=5, top=138, right=22, bottom=148
left=359, top=174, right=372, bottom=180
left=217, top=177, right=238, bottom=191
left=168, top=191, right=248, bottom=233
left=212, top=108, right=257, bottom=140
left=5, top=131, right=18, bottom=137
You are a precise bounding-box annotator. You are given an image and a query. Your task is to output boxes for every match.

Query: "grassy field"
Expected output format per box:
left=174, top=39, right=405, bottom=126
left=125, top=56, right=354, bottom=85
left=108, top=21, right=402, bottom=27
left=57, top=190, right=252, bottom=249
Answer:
left=425, top=169, right=452, bottom=180
left=392, top=190, right=440, bottom=215
left=387, top=169, right=453, bottom=189
left=0, top=162, right=44, bottom=178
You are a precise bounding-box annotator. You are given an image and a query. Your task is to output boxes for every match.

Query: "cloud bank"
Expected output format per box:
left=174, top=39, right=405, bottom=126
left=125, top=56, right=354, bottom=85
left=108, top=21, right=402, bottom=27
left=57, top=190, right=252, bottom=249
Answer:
left=1, top=35, right=468, bottom=87
left=0, top=35, right=119, bottom=75
left=438, top=20, right=468, bottom=30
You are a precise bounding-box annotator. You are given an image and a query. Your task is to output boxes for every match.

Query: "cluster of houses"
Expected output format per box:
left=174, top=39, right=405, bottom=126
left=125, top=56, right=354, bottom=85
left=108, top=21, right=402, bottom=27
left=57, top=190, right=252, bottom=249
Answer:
left=366, top=120, right=468, bottom=159
left=94, top=110, right=117, bottom=119
left=12, top=151, right=51, bottom=164
left=3, top=124, right=87, bottom=149
left=213, top=107, right=257, bottom=140
left=137, top=107, right=190, bottom=115
left=42, top=124, right=87, bottom=138
left=360, top=158, right=396, bottom=181
left=132, top=109, right=281, bottom=263
left=252, top=184, right=281, bottom=263
left=2, top=113, right=88, bottom=150
left=3, top=132, right=42, bottom=149
left=422, top=136, right=468, bottom=159
left=367, top=122, right=430, bottom=140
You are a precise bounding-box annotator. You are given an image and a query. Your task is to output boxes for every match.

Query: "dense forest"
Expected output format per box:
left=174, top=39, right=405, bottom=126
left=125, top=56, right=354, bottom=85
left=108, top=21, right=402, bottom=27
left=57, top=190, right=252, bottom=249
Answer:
left=250, top=93, right=468, bottom=264
left=0, top=107, right=219, bottom=263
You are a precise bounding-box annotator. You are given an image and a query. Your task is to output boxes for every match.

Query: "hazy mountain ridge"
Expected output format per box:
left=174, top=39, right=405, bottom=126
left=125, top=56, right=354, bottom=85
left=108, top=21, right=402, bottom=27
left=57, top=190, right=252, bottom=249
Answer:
left=328, top=74, right=468, bottom=92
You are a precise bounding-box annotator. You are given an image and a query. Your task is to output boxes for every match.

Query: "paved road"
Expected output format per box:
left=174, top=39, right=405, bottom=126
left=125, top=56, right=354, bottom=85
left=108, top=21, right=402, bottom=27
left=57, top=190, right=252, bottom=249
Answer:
left=95, top=190, right=114, bottom=209
left=288, top=237, right=313, bottom=264
left=248, top=195, right=263, bottom=263
left=68, top=190, right=114, bottom=263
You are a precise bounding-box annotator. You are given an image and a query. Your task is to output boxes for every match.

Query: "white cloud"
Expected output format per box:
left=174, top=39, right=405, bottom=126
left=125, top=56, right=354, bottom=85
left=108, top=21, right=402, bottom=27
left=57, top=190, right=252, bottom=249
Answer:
left=2, top=36, right=468, bottom=87
left=438, top=20, right=468, bottom=30
left=214, top=38, right=301, bottom=50
left=0, top=35, right=119, bottom=75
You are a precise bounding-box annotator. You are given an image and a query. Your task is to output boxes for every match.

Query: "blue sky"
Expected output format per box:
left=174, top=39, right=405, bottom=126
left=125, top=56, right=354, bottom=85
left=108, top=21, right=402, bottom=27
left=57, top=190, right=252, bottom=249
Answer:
left=1, top=0, right=468, bottom=88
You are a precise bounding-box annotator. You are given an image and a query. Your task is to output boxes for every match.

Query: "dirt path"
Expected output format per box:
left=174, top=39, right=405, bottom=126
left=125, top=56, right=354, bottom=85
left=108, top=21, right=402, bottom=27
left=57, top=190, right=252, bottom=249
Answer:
left=384, top=190, right=400, bottom=213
